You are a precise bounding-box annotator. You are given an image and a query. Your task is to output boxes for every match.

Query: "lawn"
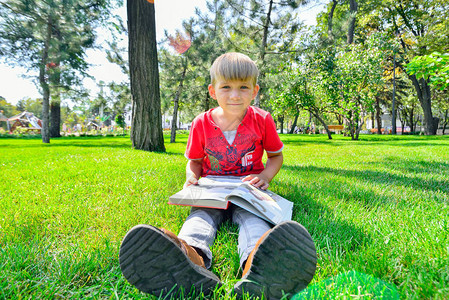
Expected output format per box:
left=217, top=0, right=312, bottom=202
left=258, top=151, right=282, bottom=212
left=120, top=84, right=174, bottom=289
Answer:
left=0, top=134, right=448, bottom=299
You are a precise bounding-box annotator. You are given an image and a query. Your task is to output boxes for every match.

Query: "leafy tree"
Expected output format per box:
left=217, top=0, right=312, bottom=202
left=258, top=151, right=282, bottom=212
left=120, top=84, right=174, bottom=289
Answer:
left=317, top=0, right=448, bottom=135
left=0, top=98, right=20, bottom=118
left=377, top=0, right=448, bottom=135
left=397, top=92, right=422, bottom=133
left=159, top=0, right=229, bottom=143
left=61, top=105, right=86, bottom=128
left=317, top=0, right=365, bottom=46
left=16, top=98, right=43, bottom=118
left=104, top=14, right=132, bottom=118
left=267, top=58, right=335, bottom=139
left=115, top=114, right=125, bottom=129
left=433, top=90, right=449, bottom=134
left=373, top=69, right=409, bottom=134
left=0, top=0, right=112, bottom=142
left=223, top=0, right=307, bottom=107
left=337, top=35, right=388, bottom=139
left=107, top=82, right=131, bottom=116
left=406, top=52, right=449, bottom=91
left=127, top=0, right=165, bottom=152
left=160, top=32, right=190, bottom=143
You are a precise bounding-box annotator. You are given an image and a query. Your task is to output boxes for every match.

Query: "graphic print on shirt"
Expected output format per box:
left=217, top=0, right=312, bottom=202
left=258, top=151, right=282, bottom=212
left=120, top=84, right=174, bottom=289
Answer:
left=241, top=150, right=255, bottom=167
left=209, top=155, right=221, bottom=171
left=205, top=132, right=257, bottom=175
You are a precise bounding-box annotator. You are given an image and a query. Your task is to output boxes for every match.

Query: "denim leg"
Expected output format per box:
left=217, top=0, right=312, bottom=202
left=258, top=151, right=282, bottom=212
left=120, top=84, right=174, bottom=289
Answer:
left=178, top=207, right=225, bottom=269
left=232, top=206, right=272, bottom=267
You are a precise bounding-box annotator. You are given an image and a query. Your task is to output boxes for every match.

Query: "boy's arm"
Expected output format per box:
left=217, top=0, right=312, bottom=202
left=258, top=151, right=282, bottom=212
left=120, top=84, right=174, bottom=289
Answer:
left=184, top=159, right=203, bottom=187
left=243, top=151, right=283, bottom=190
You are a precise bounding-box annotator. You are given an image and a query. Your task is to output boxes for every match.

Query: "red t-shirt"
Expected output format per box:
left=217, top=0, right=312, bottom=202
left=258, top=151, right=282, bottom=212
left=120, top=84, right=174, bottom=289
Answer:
left=185, top=106, right=284, bottom=177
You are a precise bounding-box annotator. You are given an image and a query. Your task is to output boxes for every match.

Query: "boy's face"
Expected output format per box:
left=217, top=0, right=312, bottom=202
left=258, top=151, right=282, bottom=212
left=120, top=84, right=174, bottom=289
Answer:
left=208, top=78, right=259, bottom=117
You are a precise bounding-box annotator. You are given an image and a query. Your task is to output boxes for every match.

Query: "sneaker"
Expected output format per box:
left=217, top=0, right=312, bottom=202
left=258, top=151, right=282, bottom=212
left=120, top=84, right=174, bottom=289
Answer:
left=234, top=221, right=317, bottom=299
left=119, top=224, right=221, bottom=297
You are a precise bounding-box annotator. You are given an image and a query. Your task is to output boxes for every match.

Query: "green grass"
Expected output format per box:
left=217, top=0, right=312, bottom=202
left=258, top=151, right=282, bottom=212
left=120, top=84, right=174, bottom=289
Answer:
left=0, top=134, right=448, bottom=299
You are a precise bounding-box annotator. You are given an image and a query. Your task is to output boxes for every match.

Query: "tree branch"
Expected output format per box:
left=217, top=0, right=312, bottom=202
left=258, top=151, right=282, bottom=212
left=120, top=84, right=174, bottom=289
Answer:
left=0, top=1, right=46, bottom=23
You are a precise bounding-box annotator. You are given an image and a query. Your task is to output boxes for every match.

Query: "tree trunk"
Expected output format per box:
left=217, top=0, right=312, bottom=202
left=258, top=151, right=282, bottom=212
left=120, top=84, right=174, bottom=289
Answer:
left=346, top=110, right=356, bottom=140
left=409, top=75, right=438, bottom=135
left=50, top=101, right=61, bottom=137
left=409, top=107, right=415, bottom=133
left=397, top=109, right=405, bottom=135
left=391, top=53, right=397, bottom=135
left=349, top=122, right=355, bottom=140
left=375, top=96, right=382, bottom=134
left=278, top=115, right=284, bottom=134
left=254, top=0, right=274, bottom=108
left=311, top=109, right=332, bottom=140
left=442, top=110, right=448, bottom=135
left=307, top=111, right=312, bottom=132
left=40, top=17, right=52, bottom=144
left=347, top=0, right=358, bottom=44
left=128, top=0, right=165, bottom=152
left=289, top=109, right=299, bottom=134
left=50, top=24, right=62, bottom=138
left=355, top=110, right=365, bottom=140
left=335, top=113, right=343, bottom=125
left=328, top=0, right=338, bottom=41
left=260, top=0, right=273, bottom=64
left=400, top=119, right=406, bottom=134
left=170, top=63, right=187, bottom=143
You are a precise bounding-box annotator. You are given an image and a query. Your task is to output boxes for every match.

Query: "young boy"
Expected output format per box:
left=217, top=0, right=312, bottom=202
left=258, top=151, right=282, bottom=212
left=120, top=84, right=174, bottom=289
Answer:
left=119, top=53, right=317, bottom=299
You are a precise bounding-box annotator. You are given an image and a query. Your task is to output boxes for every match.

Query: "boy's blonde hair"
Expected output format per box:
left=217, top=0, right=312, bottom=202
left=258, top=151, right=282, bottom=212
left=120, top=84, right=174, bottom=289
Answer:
left=210, top=52, right=259, bottom=86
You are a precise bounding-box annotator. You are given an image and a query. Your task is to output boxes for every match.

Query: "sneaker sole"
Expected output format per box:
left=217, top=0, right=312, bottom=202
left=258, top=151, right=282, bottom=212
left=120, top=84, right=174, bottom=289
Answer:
left=119, top=224, right=221, bottom=297
left=234, top=221, right=317, bottom=299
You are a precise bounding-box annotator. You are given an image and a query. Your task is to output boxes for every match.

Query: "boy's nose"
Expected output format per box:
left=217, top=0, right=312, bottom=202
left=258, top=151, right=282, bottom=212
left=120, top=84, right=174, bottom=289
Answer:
left=230, top=89, right=240, bottom=99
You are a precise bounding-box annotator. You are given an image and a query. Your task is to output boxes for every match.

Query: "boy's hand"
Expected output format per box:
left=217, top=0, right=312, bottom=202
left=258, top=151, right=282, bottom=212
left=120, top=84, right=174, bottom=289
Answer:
left=184, top=174, right=199, bottom=188
left=242, top=174, right=270, bottom=190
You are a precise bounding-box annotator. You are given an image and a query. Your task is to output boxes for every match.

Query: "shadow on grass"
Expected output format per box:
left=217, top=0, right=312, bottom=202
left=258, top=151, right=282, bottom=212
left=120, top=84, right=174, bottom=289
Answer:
left=279, top=134, right=449, bottom=147
left=0, top=137, right=187, bottom=157
left=283, top=160, right=449, bottom=202
left=275, top=180, right=370, bottom=256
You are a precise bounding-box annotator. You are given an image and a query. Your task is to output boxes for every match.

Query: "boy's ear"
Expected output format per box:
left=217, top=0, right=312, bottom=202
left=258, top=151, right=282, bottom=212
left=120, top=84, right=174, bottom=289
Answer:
left=252, top=84, right=260, bottom=99
left=208, top=84, right=217, bottom=99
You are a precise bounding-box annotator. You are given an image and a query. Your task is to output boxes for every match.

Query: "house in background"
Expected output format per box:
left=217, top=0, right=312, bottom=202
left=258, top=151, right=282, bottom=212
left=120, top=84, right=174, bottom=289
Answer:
left=365, top=112, right=424, bottom=134
left=7, top=111, right=42, bottom=133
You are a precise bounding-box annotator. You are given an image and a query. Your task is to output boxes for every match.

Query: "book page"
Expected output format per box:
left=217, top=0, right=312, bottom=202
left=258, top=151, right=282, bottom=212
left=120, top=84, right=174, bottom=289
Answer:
left=198, top=176, right=244, bottom=187
left=169, top=175, right=293, bottom=223
left=227, top=183, right=293, bottom=225
left=169, top=176, right=242, bottom=207
left=170, top=184, right=234, bottom=202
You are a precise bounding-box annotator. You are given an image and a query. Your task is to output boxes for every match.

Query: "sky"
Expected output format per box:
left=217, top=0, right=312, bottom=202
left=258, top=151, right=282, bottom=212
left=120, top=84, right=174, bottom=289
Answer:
left=0, top=0, right=325, bottom=106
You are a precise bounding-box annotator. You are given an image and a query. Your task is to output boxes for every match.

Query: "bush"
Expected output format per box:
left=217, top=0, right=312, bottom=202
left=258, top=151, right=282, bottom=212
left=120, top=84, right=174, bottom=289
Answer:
left=163, top=129, right=190, bottom=135
left=115, top=115, right=125, bottom=129
left=402, top=131, right=422, bottom=136
left=113, top=127, right=124, bottom=136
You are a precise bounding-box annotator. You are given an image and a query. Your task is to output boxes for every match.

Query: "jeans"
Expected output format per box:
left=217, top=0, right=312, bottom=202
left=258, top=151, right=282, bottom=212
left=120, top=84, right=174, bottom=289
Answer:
left=178, top=205, right=272, bottom=269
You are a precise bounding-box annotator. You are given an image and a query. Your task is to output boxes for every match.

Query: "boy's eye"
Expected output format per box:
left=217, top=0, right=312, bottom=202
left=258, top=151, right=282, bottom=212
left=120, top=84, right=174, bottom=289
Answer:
left=241, top=86, right=249, bottom=89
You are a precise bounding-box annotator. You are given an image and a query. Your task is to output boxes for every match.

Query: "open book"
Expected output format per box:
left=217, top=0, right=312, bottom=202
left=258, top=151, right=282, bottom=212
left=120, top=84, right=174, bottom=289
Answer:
left=169, top=176, right=293, bottom=225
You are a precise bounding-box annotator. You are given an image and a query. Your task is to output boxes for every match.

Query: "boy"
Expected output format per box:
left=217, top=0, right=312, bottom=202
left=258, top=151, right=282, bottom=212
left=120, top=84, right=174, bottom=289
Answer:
left=119, top=53, right=317, bottom=299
